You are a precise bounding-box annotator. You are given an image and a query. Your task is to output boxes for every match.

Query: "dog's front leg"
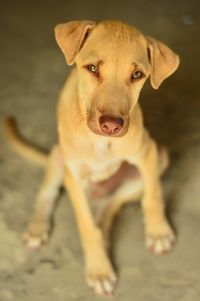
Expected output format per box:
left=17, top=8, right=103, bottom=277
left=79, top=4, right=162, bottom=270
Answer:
left=130, top=136, right=175, bottom=255
left=64, top=166, right=117, bottom=296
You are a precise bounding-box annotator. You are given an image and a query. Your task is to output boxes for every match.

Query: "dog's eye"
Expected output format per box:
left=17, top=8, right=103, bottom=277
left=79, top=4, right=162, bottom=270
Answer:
left=87, top=64, right=99, bottom=76
left=131, top=70, right=144, bottom=81
left=88, top=65, right=97, bottom=72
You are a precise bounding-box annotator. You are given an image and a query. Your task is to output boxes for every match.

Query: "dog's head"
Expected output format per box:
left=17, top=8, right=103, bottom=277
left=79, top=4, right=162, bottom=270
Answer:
left=55, top=20, right=179, bottom=137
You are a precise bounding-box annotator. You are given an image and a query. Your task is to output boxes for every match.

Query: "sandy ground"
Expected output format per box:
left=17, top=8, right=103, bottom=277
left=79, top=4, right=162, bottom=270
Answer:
left=0, top=0, right=200, bottom=300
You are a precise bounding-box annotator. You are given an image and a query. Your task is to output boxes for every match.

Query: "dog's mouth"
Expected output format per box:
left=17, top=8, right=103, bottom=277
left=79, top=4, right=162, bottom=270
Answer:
left=87, top=113, right=129, bottom=137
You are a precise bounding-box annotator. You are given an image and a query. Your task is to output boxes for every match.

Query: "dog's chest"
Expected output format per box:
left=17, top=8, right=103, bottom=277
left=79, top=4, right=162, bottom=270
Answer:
left=70, top=140, right=122, bottom=182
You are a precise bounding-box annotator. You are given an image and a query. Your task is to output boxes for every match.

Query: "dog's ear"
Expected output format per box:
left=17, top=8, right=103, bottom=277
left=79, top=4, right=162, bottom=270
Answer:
left=55, top=20, right=96, bottom=65
left=147, top=37, right=180, bottom=89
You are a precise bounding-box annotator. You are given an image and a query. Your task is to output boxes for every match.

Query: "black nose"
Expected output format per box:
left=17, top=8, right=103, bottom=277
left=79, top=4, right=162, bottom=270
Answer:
left=99, top=115, right=124, bottom=135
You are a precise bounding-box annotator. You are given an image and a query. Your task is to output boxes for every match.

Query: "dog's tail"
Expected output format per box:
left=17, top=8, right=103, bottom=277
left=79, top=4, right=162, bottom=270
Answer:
left=4, top=117, right=48, bottom=167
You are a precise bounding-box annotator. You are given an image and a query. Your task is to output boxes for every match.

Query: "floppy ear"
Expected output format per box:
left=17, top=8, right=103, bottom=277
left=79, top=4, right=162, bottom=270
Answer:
left=54, top=20, right=96, bottom=65
left=147, top=37, right=180, bottom=89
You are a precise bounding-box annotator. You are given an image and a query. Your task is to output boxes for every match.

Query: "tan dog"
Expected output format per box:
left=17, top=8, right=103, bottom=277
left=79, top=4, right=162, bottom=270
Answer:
left=5, top=20, right=179, bottom=296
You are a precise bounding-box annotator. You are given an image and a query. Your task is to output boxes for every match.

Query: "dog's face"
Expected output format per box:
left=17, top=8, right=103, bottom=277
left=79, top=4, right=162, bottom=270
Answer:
left=55, top=20, right=179, bottom=137
left=75, top=23, right=150, bottom=137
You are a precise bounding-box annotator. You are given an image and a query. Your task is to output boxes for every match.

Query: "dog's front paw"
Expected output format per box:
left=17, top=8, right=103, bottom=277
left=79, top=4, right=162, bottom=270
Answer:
left=86, top=262, right=117, bottom=296
left=145, top=221, right=175, bottom=255
left=23, top=218, right=50, bottom=249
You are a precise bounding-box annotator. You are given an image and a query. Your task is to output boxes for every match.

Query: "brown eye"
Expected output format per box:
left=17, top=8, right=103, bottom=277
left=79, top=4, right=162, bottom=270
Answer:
left=131, top=70, right=144, bottom=81
left=87, top=64, right=99, bottom=76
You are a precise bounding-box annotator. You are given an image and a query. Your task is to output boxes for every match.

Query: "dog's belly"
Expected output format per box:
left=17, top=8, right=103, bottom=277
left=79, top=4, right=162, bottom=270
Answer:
left=90, top=161, right=140, bottom=200
left=70, top=159, right=141, bottom=202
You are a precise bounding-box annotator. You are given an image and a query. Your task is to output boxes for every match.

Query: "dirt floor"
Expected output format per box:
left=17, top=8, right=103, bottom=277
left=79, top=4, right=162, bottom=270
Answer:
left=0, top=0, right=200, bottom=300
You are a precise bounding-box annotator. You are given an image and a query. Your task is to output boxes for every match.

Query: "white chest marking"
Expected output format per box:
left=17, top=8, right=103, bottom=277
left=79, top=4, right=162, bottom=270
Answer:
left=94, top=141, right=110, bottom=159
left=65, top=139, right=122, bottom=183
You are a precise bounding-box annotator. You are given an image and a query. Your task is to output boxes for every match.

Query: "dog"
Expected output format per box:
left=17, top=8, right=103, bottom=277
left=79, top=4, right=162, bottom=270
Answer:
left=5, top=20, right=179, bottom=296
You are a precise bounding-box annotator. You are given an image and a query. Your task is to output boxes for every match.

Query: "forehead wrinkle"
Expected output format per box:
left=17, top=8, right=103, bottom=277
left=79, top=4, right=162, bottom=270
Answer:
left=100, top=20, right=141, bottom=42
left=132, top=61, right=149, bottom=72
left=79, top=52, right=100, bottom=62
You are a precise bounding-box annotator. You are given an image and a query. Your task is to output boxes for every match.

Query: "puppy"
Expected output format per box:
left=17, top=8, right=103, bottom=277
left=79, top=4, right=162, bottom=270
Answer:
left=5, top=20, right=179, bottom=296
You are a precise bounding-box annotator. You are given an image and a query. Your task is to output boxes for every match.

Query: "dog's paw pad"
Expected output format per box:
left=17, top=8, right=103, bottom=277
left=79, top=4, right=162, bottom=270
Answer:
left=87, top=271, right=117, bottom=296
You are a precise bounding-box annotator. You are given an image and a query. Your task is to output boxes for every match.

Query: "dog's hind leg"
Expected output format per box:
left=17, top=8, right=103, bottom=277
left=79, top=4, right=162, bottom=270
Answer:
left=96, top=179, right=143, bottom=247
left=23, top=145, right=64, bottom=249
left=96, top=145, right=168, bottom=248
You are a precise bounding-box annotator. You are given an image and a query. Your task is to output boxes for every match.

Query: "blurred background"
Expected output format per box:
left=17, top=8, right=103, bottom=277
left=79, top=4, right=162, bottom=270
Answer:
left=0, top=1, right=200, bottom=300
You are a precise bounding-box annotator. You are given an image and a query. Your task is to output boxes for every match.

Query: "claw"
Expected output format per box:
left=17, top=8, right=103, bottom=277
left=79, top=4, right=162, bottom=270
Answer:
left=146, top=223, right=175, bottom=255
left=87, top=271, right=117, bottom=296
